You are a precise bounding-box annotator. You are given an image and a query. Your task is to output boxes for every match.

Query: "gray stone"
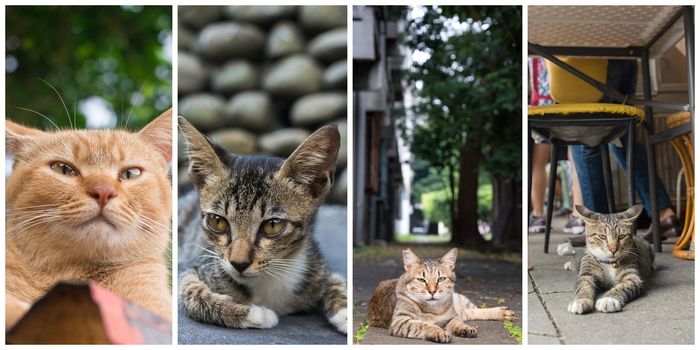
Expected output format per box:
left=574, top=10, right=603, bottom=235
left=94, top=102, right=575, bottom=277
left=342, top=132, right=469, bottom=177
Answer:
left=179, top=94, right=226, bottom=131
left=224, top=6, right=297, bottom=25
left=196, top=22, right=265, bottom=61
left=299, top=6, right=346, bottom=32
left=266, top=21, right=305, bottom=59
left=179, top=6, right=222, bottom=28
left=223, top=91, right=273, bottom=132
left=335, top=119, right=347, bottom=168
left=208, top=128, right=257, bottom=155
left=330, top=168, right=347, bottom=204
left=290, top=92, right=346, bottom=127
left=258, top=128, right=310, bottom=157
left=322, top=60, right=347, bottom=89
left=308, top=29, right=347, bottom=63
left=211, top=60, right=258, bottom=94
left=262, top=55, right=322, bottom=96
left=178, top=52, right=208, bottom=94
left=178, top=167, right=190, bottom=187
left=178, top=25, right=196, bottom=51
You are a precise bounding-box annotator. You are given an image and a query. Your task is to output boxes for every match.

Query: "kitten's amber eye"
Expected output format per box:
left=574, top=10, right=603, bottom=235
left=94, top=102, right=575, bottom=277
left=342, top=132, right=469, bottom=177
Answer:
left=119, top=168, right=142, bottom=180
left=417, top=278, right=427, bottom=283
left=50, top=162, right=78, bottom=176
left=437, top=277, right=446, bottom=282
left=261, top=219, right=287, bottom=236
left=205, top=214, right=229, bottom=233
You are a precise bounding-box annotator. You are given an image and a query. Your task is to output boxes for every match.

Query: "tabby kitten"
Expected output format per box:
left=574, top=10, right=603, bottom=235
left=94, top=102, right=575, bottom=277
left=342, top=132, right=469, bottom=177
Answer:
left=177, top=117, right=347, bottom=333
left=367, top=249, right=516, bottom=343
left=5, top=110, right=173, bottom=328
left=567, top=204, right=655, bottom=314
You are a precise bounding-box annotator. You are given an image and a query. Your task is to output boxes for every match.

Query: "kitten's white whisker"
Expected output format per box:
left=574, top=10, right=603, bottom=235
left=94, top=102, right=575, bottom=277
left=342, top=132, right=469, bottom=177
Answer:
left=14, top=107, right=60, bottom=131
left=125, top=80, right=148, bottom=128
left=38, top=78, right=72, bottom=129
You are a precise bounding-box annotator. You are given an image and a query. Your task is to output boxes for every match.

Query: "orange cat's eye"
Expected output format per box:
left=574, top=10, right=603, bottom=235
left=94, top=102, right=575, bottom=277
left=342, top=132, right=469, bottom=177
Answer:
left=261, top=219, right=287, bottom=237
left=119, top=168, right=142, bottom=180
left=417, top=278, right=427, bottom=283
left=50, top=162, right=78, bottom=176
left=205, top=214, right=229, bottom=234
left=437, top=277, right=446, bottom=282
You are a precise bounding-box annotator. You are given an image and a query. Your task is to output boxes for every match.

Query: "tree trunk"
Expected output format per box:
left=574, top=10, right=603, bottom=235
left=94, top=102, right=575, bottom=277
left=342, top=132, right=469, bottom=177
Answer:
left=491, top=177, right=521, bottom=250
left=452, top=142, right=487, bottom=248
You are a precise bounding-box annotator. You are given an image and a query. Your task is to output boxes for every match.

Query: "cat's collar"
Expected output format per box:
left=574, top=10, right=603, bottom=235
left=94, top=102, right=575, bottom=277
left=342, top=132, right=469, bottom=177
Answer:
left=596, top=258, right=619, bottom=268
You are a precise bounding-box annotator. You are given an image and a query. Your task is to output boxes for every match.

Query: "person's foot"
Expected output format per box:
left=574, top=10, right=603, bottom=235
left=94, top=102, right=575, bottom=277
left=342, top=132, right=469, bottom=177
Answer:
left=568, top=235, right=586, bottom=247
left=563, top=215, right=585, bottom=234
left=643, top=215, right=681, bottom=243
left=529, top=216, right=546, bottom=233
left=555, top=208, right=572, bottom=217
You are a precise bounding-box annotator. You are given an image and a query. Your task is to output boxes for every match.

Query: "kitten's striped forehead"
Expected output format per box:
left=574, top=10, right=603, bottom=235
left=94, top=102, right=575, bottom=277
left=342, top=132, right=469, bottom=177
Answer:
left=44, top=130, right=134, bottom=167
left=211, top=155, right=283, bottom=215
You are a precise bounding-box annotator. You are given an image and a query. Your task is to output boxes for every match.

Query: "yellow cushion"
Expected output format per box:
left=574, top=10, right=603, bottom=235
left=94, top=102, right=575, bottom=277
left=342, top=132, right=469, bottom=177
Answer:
left=666, top=111, right=691, bottom=128
left=528, top=103, right=644, bottom=121
left=547, top=58, right=608, bottom=103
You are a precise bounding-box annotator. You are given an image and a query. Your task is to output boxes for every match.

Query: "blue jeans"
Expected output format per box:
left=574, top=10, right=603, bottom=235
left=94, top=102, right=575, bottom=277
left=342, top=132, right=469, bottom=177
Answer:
left=570, top=60, right=671, bottom=215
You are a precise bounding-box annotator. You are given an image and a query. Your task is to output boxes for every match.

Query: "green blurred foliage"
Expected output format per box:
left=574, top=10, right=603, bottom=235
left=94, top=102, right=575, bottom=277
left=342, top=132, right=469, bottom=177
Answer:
left=6, top=6, right=171, bottom=131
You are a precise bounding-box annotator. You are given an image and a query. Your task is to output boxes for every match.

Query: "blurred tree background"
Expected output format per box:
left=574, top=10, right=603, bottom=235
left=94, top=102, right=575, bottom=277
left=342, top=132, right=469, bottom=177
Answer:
left=6, top=6, right=171, bottom=131
left=395, top=6, right=521, bottom=250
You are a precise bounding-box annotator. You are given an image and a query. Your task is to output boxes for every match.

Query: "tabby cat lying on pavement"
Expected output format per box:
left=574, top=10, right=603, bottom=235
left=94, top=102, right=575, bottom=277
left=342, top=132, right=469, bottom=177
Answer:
left=566, top=205, right=655, bottom=314
left=367, top=248, right=516, bottom=343
left=178, top=117, right=347, bottom=333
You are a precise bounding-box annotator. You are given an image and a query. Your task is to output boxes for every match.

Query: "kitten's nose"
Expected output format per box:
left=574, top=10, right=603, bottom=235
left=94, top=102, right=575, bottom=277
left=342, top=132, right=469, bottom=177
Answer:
left=231, top=260, right=252, bottom=273
left=608, top=244, right=618, bottom=255
left=88, top=184, right=117, bottom=207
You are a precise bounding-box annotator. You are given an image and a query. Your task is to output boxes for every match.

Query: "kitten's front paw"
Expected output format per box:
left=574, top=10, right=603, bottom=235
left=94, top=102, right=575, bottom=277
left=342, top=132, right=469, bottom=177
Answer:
left=426, top=329, right=452, bottom=343
left=243, top=305, right=279, bottom=328
left=499, top=306, right=518, bottom=321
left=595, top=297, right=622, bottom=313
left=453, top=324, right=478, bottom=338
left=328, top=308, right=347, bottom=334
left=567, top=298, right=593, bottom=314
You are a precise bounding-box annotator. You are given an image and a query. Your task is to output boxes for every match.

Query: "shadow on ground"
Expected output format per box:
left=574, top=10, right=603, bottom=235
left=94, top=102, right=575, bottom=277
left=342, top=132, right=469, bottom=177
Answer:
left=178, top=205, right=347, bottom=345
left=528, top=217, right=694, bottom=344
left=353, top=244, right=522, bottom=344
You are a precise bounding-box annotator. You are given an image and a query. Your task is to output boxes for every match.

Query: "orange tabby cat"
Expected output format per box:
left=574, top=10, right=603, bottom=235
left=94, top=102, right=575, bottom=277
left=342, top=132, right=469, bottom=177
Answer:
left=5, top=109, right=172, bottom=329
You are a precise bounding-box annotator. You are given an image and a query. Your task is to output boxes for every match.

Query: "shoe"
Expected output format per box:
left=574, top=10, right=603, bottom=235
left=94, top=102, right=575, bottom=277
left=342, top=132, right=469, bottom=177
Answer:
left=563, top=215, right=585, bottom=235
left=555, top=208, right=572, bottom=217
left=568, top=235, right=586, bottom=247
left=643, top=215, right=681, bottom=243
left=529, top=216, right=546, bottom=234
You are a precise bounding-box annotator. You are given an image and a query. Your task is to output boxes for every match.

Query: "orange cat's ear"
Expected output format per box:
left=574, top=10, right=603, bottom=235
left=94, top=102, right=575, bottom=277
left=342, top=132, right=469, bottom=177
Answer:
left=139, top=108, right=172, bottom=162
left=276, top=125, right=340, bottom=198
left=6, top=120, right=45, bottom=159
left=439, top=248, right=458, bottom=271
left=178, top=116, right=230, bottom=189
left=402, top=249, right=421, bottom=272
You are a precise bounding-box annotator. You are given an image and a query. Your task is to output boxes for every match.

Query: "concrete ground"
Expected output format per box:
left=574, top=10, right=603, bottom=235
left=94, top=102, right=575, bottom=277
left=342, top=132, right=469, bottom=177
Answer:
left=353, top=245, right=522, bottom=344
left=178, top=205, right=347, bottom=345
left=528, top=217, right=694, bottom=344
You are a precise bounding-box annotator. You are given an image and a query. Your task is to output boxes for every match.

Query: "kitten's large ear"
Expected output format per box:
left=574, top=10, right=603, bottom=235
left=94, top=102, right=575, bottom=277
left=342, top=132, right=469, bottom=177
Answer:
left=276, top=125, right=340, bottom=198
left=6, top=120, right=45, bottom=160
left=402, top=249, right=421, bottom=272
left=620, top=204, right=644, bottom=224
left=139, top=108, right=172, bottom=162
left=178, top=116, right=230, bottom=189
left=439, top=248, right=458, bottom=271
left=575, top=205, right=600, bottom=222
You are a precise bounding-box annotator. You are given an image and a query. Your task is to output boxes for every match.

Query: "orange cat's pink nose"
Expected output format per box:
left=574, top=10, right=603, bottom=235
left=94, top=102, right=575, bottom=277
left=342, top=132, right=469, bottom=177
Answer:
left=88, top=184, right=117, bottom=207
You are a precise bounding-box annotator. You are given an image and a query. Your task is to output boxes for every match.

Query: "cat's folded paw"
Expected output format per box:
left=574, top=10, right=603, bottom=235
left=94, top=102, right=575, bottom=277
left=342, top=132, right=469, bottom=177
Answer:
left=243, top=305, right=279, bottom=328
left=453, top=324, right=478, bottom=338
left=499, top=306, right=518, bottom=321
left=595, top=297, right=622, bottom=313
left=426, top=329, right=452, bottom=343
left=328, top=308, right=347, bottom=334
left=567, top=298, right=593, bottom=314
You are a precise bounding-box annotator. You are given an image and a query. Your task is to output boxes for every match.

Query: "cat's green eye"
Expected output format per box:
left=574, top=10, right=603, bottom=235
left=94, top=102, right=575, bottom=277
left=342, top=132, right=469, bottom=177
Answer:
left=417, top=278, right=427, bottom=283
left=437, top=277, right=446, bottom=282
left=261, top=219, right=287, bottom=237
left=50, top=162, right=78, bottom=176
left=205, top=214, right=229, bottom=233
left=119, top=168, right=142, bottom=180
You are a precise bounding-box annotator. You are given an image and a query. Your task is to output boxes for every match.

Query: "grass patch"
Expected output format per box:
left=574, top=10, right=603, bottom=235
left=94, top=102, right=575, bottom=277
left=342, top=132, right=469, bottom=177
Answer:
left=394, top=234, right=451, bottom=244
left=503, top=320, right=522, bottom=344
left=353, top=321, right=369, bottom=344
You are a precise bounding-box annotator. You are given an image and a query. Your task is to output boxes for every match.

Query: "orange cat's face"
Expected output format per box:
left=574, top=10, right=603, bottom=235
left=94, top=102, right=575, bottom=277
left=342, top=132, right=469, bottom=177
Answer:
left=6, top=110, right=172, bottom=262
